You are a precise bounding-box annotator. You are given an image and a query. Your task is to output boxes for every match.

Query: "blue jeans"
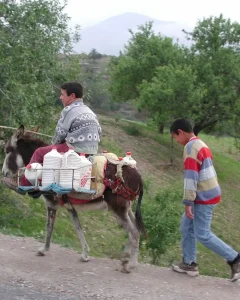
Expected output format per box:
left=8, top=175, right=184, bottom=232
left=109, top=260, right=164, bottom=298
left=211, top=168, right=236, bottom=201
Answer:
left=181, top=204, right=238, bottom=264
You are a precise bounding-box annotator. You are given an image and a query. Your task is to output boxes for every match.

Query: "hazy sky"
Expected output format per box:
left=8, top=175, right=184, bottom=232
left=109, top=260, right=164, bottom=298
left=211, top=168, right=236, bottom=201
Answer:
left=65, top=0, right=239, bottom=28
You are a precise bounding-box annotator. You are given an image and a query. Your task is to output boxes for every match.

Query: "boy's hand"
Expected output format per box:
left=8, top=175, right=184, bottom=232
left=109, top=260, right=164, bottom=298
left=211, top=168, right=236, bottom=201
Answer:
left=185, top=205, right=194, bottom=219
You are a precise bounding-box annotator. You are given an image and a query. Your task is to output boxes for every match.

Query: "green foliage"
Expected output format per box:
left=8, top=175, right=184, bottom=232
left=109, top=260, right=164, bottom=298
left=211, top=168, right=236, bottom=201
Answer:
left=121, top=124, right=142, bottom=136
left=99, top=137, right=122, bottom=156
left=141, top=188, right=182, bottom=264
left=108, top=22, right=183, bottom=103
left=80, top=55, right=114, bottom=111
left=109, top=16, right=240, bottom=135
left=0, top=0, right=81, bottom=133
left=137, top=64, right=199, bottom=125
left=184, top=14, right=240, bottom=134
left=88, top=48, right=103, bottom=60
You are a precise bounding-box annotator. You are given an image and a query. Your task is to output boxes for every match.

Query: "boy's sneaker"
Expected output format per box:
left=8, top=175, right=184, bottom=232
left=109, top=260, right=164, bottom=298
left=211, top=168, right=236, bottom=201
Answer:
left=172, top=261, right=199, bottom=277
left=228, top=254, right=240, bottom=282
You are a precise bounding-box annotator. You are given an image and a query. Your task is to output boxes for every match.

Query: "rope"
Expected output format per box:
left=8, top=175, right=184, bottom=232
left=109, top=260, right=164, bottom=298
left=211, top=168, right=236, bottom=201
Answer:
left=0, top=125, right=52, bottom=138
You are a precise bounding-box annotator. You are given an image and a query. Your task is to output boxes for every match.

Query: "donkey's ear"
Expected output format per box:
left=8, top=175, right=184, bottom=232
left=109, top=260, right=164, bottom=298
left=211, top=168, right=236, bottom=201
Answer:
left=16, top=125, right=25, bottom=140
left=26, top=125, right=40, bottom=137
left=30, top=125, right=40, bottom=133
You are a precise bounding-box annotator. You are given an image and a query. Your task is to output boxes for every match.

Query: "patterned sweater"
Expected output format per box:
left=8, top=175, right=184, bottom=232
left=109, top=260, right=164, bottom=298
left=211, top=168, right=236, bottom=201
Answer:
left=52, top=100, right=102, bottom=154
left=183, top=137, right=221, bottom=206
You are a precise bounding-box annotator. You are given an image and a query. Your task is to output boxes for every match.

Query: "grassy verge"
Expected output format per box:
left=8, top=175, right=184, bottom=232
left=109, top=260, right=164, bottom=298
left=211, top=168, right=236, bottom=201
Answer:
left=0, top=186, right=127, bottom=259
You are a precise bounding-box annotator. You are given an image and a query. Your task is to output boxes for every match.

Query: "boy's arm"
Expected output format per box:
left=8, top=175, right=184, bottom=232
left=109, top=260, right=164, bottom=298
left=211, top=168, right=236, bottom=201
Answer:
left=183, top=155, right=200, bottom=206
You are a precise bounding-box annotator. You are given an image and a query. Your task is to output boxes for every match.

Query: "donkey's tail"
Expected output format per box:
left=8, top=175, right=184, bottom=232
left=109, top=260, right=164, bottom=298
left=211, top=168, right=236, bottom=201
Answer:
left=135, top=188, right=147, bottom=238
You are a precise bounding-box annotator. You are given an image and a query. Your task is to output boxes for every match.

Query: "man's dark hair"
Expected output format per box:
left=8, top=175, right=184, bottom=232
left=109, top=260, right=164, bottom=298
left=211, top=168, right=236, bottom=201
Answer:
left=61, top=82, right=83, bottom=98
left=170, top=118, right=193, bottom=135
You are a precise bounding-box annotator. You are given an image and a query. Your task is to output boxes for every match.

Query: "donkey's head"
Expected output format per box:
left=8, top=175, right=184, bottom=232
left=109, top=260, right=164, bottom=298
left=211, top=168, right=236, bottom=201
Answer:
left=2, top=125, right=46, bottom=177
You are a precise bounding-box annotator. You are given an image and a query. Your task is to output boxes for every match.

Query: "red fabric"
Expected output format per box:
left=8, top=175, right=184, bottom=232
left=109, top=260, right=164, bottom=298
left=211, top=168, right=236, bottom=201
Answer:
left=20, top=176, right=32, bottom=186
left=59, top=196, right=92, bottom=206
left=195, top=196, right=221, bottom=205
left=197, top=147, right=213, bottom=162
left=103, top=178, right=139, bottom=201
left=29, top=143, right=69, bottom=164
left=184, top=157, right=200, bottom=172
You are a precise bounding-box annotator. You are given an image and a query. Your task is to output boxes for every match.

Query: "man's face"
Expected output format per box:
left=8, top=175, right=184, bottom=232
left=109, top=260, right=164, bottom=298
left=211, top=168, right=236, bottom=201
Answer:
left=60, top=89, right=75, bottom=106
left=172, top=130, right=188, bottom=146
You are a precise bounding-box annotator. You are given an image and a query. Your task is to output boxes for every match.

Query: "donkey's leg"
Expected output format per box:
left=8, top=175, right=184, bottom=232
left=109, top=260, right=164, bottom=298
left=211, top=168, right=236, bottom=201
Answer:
left=104, top=189, right=139, bottom=273
left=118, top=212, right=139, bottom=273
left=67, top=206, right=90, bottom=262
left=37, top=196, right=59, bottom=256
left=108, top=206, right=139, bottom=273
left=128, top=209, right=140, bottom=269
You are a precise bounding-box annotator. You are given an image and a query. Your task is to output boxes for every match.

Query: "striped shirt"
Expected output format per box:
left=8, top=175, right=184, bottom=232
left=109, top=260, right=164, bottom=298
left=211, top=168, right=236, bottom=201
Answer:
left=183, top=137, right=221, bottom=206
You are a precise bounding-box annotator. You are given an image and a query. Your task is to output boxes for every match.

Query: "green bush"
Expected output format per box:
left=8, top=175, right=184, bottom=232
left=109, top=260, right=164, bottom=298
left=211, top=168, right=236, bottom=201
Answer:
left=141, top=188, right=182, bottom=264
left=99, top=137, right=122, bottom=156
left=122, top=124, right=141, bottom=136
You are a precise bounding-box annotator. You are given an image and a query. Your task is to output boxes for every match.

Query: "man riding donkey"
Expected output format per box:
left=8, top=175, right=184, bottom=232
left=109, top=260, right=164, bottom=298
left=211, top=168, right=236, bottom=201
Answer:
left=3, top=82, right=102, bottom=197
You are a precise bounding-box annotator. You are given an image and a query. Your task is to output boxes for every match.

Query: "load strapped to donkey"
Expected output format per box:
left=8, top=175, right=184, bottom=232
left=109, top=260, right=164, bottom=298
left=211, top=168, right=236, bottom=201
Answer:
left=17, top=147, right=140, bottom=205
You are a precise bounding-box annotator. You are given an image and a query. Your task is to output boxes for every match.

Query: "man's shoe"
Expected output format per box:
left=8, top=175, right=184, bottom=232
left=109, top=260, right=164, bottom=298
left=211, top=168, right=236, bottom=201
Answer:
left=1, top=177, right=26, bottom=195
left=228, top=254, right=240, bottom=282
left=28, top=190, right=55, bottom=199
left=28, top=191, right=43, bottom=199
left=172, top=261, right=199, bottom=277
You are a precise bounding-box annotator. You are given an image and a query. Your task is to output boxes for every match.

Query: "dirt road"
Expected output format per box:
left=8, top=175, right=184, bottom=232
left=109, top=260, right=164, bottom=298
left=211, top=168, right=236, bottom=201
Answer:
left=0, top=234, right=239, bottom=300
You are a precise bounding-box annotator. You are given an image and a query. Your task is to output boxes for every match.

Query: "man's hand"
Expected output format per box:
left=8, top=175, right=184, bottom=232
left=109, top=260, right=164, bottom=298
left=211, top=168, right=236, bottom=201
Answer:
left=185, top=205, right=194, bottom=219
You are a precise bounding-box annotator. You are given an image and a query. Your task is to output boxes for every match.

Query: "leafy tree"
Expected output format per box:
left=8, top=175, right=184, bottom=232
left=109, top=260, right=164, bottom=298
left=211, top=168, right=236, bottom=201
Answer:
left=88, top=48, right=103, bottom=61
left=144, top=15, right=240, bottom=135
left=137, top=64, right=200, bottom=128
left=109, top=16, right=240, bottom=135
left=183, top=14, right=240, bottom=134
left=0, top=0, right=80, bottom=133
left=108, top=22, right=187, bottom=132
left=109, top=22, right=184, bottom=103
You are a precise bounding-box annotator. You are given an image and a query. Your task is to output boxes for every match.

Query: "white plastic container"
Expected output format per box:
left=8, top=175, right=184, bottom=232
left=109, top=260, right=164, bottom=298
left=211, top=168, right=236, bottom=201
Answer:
left=42, top=147, right=62, bottom=188
left=24, top=163, right=43, bottom=186
left=59, top=149, right=82, bottom=190
left=78, top=153, right=92, bottom=190
left=123, top=151, right=137, bottom=167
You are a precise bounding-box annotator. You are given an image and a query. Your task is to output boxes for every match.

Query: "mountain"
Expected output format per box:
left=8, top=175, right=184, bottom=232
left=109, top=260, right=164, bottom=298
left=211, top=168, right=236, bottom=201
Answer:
left=74, top=12, right=193, bottom=55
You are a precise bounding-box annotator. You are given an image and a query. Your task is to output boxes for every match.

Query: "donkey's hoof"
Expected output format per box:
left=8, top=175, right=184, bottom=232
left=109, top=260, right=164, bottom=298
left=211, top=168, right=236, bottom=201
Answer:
left=121, top=267, right=131, bottom=274
left=37, top=248, right=46, bottom=256
left=121, top=258, right=131, bottom=273
left=80, top=255, right=89, bottom=262
left=129, top=262, right=138, bottom=269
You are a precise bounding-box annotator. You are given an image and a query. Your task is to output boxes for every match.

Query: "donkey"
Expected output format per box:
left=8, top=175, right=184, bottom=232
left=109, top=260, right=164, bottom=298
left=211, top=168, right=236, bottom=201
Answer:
left=2, top=125, right=146, bottom=273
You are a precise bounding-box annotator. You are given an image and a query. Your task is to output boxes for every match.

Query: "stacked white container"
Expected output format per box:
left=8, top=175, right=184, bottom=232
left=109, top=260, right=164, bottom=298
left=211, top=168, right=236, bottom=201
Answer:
left=78, top=153, right=92, bottom=190
left=123, top=151, right=137, bottom=167
left=42, top=147, right=62, bottom=188
left=59, top=149, right=82, bottom=190
left=24, top=163, right=43, bottom=186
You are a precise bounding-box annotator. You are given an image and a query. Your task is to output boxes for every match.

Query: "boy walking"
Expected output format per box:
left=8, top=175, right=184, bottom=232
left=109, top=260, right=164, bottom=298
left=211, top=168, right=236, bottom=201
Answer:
left=170, top=118, right=240, bottom=282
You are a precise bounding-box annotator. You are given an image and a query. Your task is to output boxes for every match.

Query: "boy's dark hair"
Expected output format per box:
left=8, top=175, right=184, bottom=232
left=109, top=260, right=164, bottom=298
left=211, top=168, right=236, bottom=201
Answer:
left=61, top=82, right=83, bottom=98
left=170, top=118, right=193, bottom=135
